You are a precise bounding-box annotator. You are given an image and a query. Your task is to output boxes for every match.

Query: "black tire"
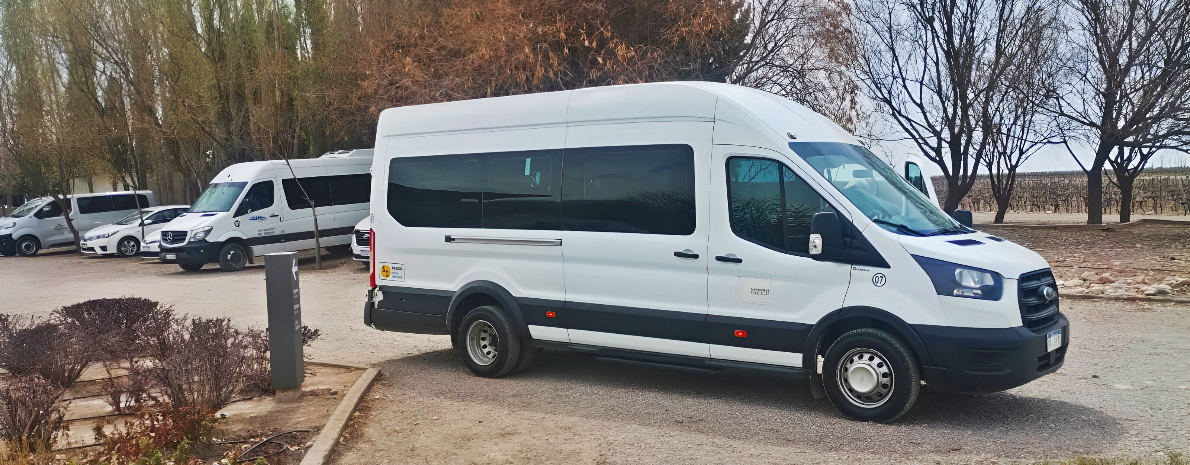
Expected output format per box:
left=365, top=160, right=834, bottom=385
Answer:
left=179, top=263, right=204, bottom=271
left=116, top=237, right=140, bottom=257
left=15, top=236, right=40, bottom=257
left=511, top=345, right=539, bottom=374
left=457, top=305, right=525, bottom=378
left=218, top=242, right=248, bottom=272
left=822, top=328, right=921, bottom=423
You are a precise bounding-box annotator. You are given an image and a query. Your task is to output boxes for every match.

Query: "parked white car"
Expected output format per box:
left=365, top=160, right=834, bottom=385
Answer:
left=352, top=218, right=370, bottom=262
left=81, top=205, right=190, bottom=257
left=141, top=230, right=162, bottom=258
left=0, top=191, right=156, bottom=256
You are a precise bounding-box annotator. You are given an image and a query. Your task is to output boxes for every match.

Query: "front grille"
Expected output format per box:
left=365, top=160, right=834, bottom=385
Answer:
left=1018, top=269, right=1060, bottom=330
left=161, top=231, right=188, bottom=245
left=355, top=230, right=370, bottom=247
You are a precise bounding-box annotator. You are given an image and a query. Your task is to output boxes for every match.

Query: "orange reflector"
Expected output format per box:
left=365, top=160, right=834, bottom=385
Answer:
left=734, top=330, right=747, bottom=338
left=546, top=311, right=556, bottom=318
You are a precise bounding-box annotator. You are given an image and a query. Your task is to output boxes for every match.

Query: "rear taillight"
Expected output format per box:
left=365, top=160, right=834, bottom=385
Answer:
left=369, top=228, right=376, bottom=288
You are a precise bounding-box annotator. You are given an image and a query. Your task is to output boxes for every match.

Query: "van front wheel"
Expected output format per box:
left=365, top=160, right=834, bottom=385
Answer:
left=822, top=328, right=921, bottom=423
left=218, top=243, right=248, bottom=272
left=15, top=236, right=40, bottom=257
left=458, top=305, right=525, bottom=378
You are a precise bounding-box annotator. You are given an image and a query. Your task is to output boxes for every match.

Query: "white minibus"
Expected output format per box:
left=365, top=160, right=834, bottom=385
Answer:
left=0, top=191, right=156, bottom=256
left=158, top=149, right=373, bottom=271
left=362, top=82, right=1066, bottom=422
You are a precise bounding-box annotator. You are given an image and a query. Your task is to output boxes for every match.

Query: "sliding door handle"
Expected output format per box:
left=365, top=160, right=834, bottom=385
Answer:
left=673, top=250, right=700, bottom=259
left=715, top=254, right=743, bottom=263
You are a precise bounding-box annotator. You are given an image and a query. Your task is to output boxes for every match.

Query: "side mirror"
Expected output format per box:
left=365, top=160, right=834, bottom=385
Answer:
left=142, top=219, right=154, bottom=225
left=952, top=210, right=973, bottom=228
left=809, top=211, right=844, bottom=260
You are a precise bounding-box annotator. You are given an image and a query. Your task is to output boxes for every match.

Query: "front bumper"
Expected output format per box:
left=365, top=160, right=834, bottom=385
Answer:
left=159, top=242, right=220, bottom=265
left=0, top=234, right=14, bottom=255
left=80, top=240, right=112, bottom=255
left=913, top=313, right=1069, bottom=393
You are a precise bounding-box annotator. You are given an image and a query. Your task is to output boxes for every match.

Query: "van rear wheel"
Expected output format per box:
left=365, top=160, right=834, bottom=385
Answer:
left=822, top=328, right=921, bottom=423
left=458, top=305, right=525, bottom=378
left=15, top=236, right=39, bottom=257
left=218, top=242, right=248, bottom=272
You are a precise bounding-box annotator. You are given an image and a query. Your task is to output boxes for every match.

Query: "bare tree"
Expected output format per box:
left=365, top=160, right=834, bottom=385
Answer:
left=1050, top=0, right=1190, bottom=224
left=855, top=0, right=1054, bottom=213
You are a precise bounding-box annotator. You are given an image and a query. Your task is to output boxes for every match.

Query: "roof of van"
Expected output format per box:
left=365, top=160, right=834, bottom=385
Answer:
left=374, top=82, right=858, bottom=147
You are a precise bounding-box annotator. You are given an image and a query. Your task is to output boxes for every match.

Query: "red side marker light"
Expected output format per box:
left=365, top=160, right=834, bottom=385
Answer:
left=546, top=311, right=556, bottom=318
left=734, top=330, right=747, bottom=338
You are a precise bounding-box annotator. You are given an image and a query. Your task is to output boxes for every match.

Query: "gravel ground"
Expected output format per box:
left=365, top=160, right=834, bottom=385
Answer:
left=0, top=221, right=1187, bottom=464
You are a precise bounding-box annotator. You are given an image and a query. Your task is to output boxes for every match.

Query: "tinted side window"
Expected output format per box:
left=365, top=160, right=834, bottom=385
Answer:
left=77, top=197, right=114, bottom=214
left=111, top=194, right=146, bottom=211
left=329, top=174, right=371, bottom=206
left=235, top=181, right=275, bottom=217
left=483, top=151, right=561, bottom=230
left=388, top=156, right=481, bottom=228
left=283, top=177, right=332, bottom=210
left=728, top=157, right=834, bottom=254
left=562, top=145, right=695, bottom=235
left=905, top=162, right=928, bottom=195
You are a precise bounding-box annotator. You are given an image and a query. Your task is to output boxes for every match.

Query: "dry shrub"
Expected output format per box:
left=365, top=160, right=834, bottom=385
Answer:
left=0, top=315, right=92, bottom=389
left=95, top=405, right=214, bottom=464
left=0, top=374, right=67, bottom=452
left=149, top=317, right=254, bottom=411
left=242, top=326, right=322, bottom=396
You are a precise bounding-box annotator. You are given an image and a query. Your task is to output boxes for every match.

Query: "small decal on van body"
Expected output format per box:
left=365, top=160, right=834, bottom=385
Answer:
left=736, top=277, right=772, bottom=304
left=378, top=262, right=405, bottom=282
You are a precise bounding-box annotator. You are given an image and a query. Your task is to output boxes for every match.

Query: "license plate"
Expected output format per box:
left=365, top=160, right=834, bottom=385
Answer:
left=1046, top=328, right=1063, bottom=352
left=163, top=253, right=177, bottom=260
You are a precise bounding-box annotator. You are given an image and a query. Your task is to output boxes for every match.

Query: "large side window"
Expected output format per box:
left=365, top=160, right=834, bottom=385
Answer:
left=561, top=145, right=695, bottom=235
left=111, top=194, right=146, bottom=211
left=77, top=197, right=114, bottom=214
left=728, top=157, right=833, bottom=254
left=388, top=156, right=481, bottom=228
left=235, top=181, right=275, bottom=217
left=483, top=151, right=561, bottom=230
left=283, top=177, right=332, bottom=210
left=328, top=174, right=371, bottom=206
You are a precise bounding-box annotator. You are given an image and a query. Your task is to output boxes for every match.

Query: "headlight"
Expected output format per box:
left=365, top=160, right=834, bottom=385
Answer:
left=913, top=255, right=1003, bottom=300
left=190, top=226, right=214, bottom=242
left=0, top=222, right=14, bottom=230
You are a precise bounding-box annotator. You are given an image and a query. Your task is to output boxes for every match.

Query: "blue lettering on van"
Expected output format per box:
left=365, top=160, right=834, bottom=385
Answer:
left=249, top=215, right=266, bottom=221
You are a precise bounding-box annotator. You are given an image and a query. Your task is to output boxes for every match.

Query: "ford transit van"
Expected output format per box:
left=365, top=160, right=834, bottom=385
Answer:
left=159, top=149, right=373, bottom=271
left=0, top=191, right=156, bottom=256
left=362, top=83, right=1067, bottom=422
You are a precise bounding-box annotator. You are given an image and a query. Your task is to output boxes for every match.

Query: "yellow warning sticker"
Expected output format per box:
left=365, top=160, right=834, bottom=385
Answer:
left=380, top=265, right=391, bottom=278
left=377, top=262, right=404, bottom=281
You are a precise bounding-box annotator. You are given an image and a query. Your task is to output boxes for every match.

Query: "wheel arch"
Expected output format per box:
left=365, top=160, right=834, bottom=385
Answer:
left=803, top=306, right=933, bottom=372
left=219, top=236, right=254, bottom=263
left=15, top=234, right=41, bottom=251
left=446, top=281, right=530, bottom=341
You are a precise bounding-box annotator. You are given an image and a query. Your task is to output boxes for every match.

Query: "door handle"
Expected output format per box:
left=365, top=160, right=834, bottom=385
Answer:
left=269, top=214, right=280, bottom=218
left=673, top=249, right=699, bottom=259
left=715, top=254, right=743, bottom=263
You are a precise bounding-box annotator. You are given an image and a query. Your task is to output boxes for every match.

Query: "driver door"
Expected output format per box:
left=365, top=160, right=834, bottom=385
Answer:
left=233, top=180, right=284, bottom=255
left=38, top=201, right=70, bottom=246
left=706, top=148, right=852, bottom=366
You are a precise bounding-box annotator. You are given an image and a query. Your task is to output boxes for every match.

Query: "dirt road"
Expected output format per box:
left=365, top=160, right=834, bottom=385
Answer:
left=0, top=228, right=1187, bottom=463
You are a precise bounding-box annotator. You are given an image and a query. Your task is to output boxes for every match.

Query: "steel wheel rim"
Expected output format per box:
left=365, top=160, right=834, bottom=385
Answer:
left=837, top=348, right=894, bottom=408
left=226, top=247, right=245, bottom=268
left=119, top=239, right=138, bottom=256
left=466, top=320, right=499, bottom=366
left=18, top=240, right=35, bottom=255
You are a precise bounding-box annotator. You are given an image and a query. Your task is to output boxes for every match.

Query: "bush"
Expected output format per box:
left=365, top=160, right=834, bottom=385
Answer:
left=0, top=374, right=67, bottom=452
left=242, top=326, right=322, bottom=396
left=0, top=315, right=92, bottom=388
left=150, top=317, right=256, bottom=411
left=95, top=405, right=214, bottom=464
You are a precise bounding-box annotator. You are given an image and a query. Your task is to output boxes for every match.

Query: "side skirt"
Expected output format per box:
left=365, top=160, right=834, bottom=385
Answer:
left=529, top=340, right=811, bottom=378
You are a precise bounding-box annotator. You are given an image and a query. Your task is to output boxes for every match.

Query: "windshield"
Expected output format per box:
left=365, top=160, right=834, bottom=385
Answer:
left=116, top=209, right=155, bottom=225
left=190, top=182, right=247, bottom=213
left=9, top=199, right=48, bottom=218
left=789, top=142, right=965, bottom=236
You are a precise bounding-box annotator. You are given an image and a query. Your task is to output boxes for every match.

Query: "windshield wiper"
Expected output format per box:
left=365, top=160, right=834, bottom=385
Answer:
left=923, top=227, right=972, bottom=236
left=871, top=218, right=925, bottom=237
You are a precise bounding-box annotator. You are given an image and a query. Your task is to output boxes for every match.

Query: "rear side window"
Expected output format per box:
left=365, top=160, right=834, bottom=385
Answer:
left=562, top=144, right=695, bottom=235
left=111, top=194, right=150, bottom=211
left=236, top=181, right=275, bottom=217
left=329, top=174, right=371, bottom=206
left=77, top=197, right=114, bottom=214
left=727, top=157, right=834, bottom=254
left=483, top=151, right=561, bottom=230
left=388, top=156, right=481, bottom=228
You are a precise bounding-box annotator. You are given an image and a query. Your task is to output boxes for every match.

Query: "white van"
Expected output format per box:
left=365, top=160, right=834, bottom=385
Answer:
left=362, top=83, right=1066, bottom=422
left=351, top=218, right=370, bottom=262
left=0, top=191, right=156, bottom=256
left=158, top=149, right=373, bottom=271
left=81, top=205, right=190, bottom=257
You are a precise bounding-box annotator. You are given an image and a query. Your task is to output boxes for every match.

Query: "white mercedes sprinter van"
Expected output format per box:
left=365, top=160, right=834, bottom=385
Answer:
left=0, top=191, right=156, bottom=256
left=362, top=83, right=1067, bottom=422
left=158, top=149, right=373, bottom=271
